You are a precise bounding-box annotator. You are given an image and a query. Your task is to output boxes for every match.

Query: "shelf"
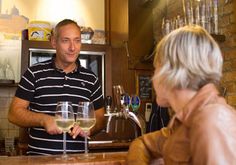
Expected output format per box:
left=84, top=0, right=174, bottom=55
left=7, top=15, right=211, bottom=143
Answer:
left=211, top=34, right=226, bottom=43
left=0, top=83, right=18, bottom=87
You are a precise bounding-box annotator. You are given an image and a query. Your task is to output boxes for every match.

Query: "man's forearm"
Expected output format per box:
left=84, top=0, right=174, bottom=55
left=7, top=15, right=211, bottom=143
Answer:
left=90, top=107, right=106, bottom=135
left=8, top=105, right=50, bottom=128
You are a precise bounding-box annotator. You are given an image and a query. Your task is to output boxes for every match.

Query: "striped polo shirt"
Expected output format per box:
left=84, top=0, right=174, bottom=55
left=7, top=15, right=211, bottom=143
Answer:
left=15, top=57, right=104, bottom=155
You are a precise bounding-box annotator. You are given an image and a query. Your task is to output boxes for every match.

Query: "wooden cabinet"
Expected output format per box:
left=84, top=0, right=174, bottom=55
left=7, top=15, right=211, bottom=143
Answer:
left=108, top=0, right=154, bottom=70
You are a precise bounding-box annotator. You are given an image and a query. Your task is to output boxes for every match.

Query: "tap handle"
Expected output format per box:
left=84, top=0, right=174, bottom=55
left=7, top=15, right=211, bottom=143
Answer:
left=120, top=93, right=130, bottom=109
left=131, top=95, right=141, bottom=113
left=105, top=96, right=112, bottom=113
left=105, top=96, right=112, bottom=107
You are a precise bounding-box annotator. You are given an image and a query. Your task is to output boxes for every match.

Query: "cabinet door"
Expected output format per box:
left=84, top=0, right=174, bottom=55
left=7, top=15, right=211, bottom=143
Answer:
left=108, top=0, right=154, bottom=69
left=109, top=0, right=129, bottom=47
left=128, top=0, right=154, bottom=69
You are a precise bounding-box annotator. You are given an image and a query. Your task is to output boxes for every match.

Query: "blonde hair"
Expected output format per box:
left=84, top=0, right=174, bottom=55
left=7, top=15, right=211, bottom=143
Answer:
left=153, top=25, right=223, bottom=90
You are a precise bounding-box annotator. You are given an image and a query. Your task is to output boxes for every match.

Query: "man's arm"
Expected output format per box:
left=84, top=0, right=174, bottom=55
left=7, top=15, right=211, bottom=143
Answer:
left=90, top=107, right=106, bottom=135
left=8, top=96, right=62, bottom=135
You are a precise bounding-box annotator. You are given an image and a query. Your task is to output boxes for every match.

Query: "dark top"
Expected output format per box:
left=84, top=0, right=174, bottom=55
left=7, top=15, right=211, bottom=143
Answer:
left=15, top=57, right=104, bottom=155
left=146, top=102, right=170, bottom=133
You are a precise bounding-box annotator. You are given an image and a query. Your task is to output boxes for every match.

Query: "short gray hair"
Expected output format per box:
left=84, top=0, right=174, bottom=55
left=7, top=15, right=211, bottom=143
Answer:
left=153, top=25, right=223, bottom=90
left=52, top=19, right=80, bottom=39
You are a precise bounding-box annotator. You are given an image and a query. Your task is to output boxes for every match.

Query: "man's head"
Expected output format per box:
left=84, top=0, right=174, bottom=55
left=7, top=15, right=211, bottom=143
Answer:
left=52, top=19, right=81, bottom=39
left=51, top=19, right=81, bottom=66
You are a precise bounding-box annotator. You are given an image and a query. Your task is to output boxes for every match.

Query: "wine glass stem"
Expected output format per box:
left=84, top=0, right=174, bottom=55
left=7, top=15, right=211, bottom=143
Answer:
left=63, top=132, right=67, bottom=156
left=85, top=134, right=88, bottom=155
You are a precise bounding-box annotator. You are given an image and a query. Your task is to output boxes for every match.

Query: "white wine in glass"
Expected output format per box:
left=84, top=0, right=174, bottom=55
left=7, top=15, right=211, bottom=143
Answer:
left=55, top=118, right=75, bottom=132
left=55, top=101, right=74, bottom=159
left=76, top=118, right=96, bottom=132
left=77, top=101, right=96, bottom=159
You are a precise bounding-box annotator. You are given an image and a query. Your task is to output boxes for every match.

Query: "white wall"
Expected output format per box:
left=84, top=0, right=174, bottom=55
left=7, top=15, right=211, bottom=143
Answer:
left=1, top=0, right=105, bottom=29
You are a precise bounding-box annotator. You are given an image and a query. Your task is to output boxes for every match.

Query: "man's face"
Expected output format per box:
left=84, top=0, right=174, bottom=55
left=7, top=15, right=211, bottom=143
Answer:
left=52, top=24, right=81, bottom=65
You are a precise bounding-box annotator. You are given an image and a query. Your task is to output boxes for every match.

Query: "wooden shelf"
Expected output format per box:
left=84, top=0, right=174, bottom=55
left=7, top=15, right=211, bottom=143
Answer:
left=211, top=34, right=226, bottom=43
left=0, top=80, right=18, bottom=87
left=0, top=83, right=18, bottom=87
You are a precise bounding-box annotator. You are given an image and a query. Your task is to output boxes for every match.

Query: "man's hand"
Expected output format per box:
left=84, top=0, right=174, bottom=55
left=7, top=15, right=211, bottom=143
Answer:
left=42, top=115, right=63, bottom=135
left=69, top=123, right=90, bottom=139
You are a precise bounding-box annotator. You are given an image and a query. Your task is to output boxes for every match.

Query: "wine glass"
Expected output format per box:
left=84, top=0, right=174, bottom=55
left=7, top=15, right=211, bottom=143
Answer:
left=76, top=101, right=96, bottom=159
left=55, top=101, right=75, bottom=159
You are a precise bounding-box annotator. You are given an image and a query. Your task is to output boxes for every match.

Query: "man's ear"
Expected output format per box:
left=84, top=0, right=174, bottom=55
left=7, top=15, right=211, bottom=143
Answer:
left=50, top=36, right=56, bottom=49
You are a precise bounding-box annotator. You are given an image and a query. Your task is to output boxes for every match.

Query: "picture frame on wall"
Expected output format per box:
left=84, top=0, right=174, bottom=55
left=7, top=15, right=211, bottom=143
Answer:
left=135, top=70, right=153, bottom=101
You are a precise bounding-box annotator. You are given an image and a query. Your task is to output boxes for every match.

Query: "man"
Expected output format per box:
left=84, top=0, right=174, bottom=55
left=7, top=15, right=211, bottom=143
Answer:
left=8, top=19, right=106, bottom=155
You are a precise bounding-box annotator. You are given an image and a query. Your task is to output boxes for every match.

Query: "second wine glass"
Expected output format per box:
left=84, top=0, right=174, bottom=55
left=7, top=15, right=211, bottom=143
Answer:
left=77, top=101, right=96, bottom=159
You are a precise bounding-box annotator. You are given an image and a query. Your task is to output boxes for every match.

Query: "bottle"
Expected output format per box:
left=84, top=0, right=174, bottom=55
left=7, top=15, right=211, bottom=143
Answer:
left=0, top=64, right=4, bottom=79
left=213, top=0, right=219, bottom=34
left=5, top=63, right=14, bottom=80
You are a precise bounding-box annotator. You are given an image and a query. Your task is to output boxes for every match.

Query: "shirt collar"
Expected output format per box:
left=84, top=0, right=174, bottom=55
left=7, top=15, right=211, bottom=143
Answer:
left=51, top=55, right=81, bottom=73
left=168, top=83, right=225, bottom=128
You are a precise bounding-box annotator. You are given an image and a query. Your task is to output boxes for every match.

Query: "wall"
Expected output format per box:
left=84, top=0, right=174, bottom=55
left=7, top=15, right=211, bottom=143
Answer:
left=1, top=0, right=105, bottom=29
left=0, top=87, right=19, bottom=140
left=220, top=0, right=236, bottom=107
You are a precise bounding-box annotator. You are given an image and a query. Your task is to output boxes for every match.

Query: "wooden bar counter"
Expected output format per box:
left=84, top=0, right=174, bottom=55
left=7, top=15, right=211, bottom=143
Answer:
left=0, top=152, right=127, bottom=165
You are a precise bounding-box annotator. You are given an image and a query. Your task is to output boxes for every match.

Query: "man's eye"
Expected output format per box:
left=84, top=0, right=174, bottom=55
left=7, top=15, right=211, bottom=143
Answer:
left=75, top=39, right=81, bottom=43
left=62, top=39, right=69, bottom=43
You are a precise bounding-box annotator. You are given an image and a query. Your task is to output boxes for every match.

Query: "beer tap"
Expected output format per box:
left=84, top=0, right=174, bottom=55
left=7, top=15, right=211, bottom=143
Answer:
left=104, top=96, right=115, bottom=133
left=104, top=94, right=145, bottom=136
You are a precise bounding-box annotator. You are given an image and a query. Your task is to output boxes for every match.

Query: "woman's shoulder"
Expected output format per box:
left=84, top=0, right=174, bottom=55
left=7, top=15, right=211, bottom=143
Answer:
left=193, top=103, right=236, bottom=129
left=200, top=103, right=235, bottom=117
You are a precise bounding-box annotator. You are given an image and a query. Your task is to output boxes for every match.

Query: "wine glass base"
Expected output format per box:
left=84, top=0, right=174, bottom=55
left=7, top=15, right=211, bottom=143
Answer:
left=56, top=154, right=75, bottom=161
left=78, top=154, right=96, bottom=160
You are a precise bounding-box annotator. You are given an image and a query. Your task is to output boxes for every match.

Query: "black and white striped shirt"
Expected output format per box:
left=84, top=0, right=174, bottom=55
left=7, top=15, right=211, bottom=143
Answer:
left=15, top=58, right=104, bottom=155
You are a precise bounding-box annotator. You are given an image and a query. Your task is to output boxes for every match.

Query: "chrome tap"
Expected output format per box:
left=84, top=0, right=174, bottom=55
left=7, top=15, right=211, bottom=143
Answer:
left=104, top=96, right=116, bottom=133
left=104, top=94, right=145, bottom=136
left=104, top=95, right=121, bottom=133
left=128, top=111, right=144, bottom=135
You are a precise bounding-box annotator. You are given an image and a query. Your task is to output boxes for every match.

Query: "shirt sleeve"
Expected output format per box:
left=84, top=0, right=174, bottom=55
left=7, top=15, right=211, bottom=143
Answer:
left=15, top=68, right=35, bottom=101
left=90, top=76, right=104, bottom=110
left=127, top=130, right=167, bottom=165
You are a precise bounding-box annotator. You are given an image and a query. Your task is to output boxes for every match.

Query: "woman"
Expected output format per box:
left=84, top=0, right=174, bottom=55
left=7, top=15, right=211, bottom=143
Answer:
left=127, top=25, right=236, bottom=164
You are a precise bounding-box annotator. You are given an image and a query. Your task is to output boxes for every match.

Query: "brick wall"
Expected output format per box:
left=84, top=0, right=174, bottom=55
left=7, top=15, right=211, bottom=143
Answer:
left=153, top=0, right=236, bottom=108
left=220, top=0, right=236, bottom=107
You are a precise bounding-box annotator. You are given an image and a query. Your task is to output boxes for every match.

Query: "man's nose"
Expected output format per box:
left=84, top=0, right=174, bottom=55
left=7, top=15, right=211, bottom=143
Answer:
left=69, top=41, right=75, bottom=51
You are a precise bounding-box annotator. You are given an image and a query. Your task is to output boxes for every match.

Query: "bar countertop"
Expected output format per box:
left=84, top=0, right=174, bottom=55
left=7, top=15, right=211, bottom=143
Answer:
left=0, top=152, right=127, bottom=165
